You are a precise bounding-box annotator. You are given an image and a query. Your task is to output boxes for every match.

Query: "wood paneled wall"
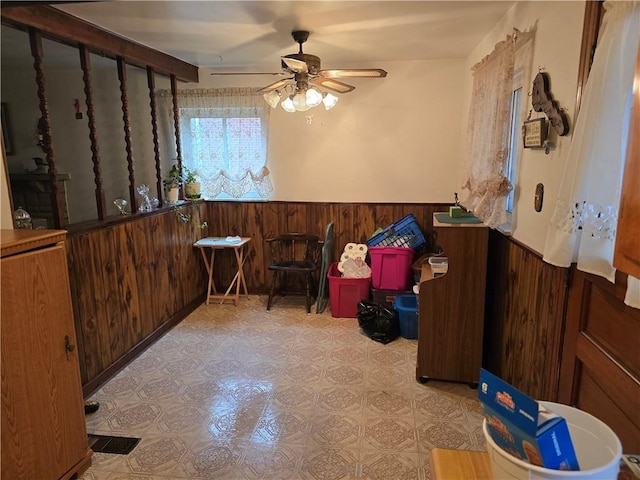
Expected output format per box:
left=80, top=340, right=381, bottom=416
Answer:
left=484, top=230, right=568, bottom=400
left=67, top=202, right=207, bottom=396
left=204, top=201, right=449, bottom=293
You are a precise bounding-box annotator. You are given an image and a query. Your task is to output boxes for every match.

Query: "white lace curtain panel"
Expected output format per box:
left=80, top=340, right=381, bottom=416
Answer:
left=543, top=1, right=640, bottom=308
left=158, top=87, right=272, bottom=199
left=461, top=32, right=517, bottom=228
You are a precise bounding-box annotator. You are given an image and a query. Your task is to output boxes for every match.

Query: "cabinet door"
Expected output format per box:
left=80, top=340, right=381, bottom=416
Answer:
left=1, top=244, right=87, bottom=480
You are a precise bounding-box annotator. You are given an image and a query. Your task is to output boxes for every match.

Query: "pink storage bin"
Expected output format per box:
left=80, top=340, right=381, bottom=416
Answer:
left=327, top=262, right=371, bottom=318
left=369, top=246, right=414, bottom=290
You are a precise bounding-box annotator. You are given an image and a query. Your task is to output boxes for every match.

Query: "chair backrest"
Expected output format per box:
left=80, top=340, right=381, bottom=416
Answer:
left=266, top=233, right=322, bottom=265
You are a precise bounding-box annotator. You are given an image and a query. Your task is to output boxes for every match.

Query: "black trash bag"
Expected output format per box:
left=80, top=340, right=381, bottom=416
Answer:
left=357, top=301, right=399, bottom=344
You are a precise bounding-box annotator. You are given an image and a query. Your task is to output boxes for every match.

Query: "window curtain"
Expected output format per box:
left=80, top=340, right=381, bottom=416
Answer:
left=461, top=33, right=516, bottom=228
left=543, top=1, right=640, bottom=308
left=158, top=87, right=272, bottom=199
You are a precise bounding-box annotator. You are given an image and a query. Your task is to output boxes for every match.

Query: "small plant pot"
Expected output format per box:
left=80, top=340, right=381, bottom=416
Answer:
left=166, top=186, right=179, bottom=203
left=185, top=182, right=201, bottom=199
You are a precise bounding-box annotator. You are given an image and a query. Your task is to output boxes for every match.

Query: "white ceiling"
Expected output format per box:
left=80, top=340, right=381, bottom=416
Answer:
left=49, top=1, right=516, bottom=71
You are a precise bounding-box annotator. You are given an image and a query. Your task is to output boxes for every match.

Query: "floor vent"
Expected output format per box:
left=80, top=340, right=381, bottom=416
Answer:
left=88, top=434, right=140, bottom=455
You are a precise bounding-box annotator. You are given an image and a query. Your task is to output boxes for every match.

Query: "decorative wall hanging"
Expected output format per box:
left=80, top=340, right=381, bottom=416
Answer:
left=531, top=71, right=570, bottom=136
left=522, top=117, right=548, bottom=148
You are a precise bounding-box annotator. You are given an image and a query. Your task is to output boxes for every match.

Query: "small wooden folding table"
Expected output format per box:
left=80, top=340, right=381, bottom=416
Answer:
left=194, top=237, right=251, bottom=306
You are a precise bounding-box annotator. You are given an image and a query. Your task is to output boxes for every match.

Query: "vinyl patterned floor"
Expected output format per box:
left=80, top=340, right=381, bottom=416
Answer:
left=79, top=296, right=486, bottom=480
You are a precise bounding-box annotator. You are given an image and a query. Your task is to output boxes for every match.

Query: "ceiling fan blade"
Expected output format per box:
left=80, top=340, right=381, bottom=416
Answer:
left=256, top=78, right=293, bottom=94
left=319, top=69, right=387, bottom=78
left=210, top=72, right=285, bottom=76
left=281, top=57, right=308, bottom=74
left=311, top=77, right=355, bottom=94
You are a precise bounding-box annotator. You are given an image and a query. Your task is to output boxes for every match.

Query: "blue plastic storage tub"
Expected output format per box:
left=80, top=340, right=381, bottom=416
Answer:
left=366, top=214, right=426, bottom=250
left=392, top=294, right=418, bottom=339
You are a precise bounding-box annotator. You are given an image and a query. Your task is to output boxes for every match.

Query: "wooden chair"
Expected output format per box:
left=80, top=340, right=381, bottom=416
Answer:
left=266, top=233, right=322, bottom=313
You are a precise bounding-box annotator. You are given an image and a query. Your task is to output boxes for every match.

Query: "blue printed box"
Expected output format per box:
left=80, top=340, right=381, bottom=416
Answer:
left=478, top=369, right=580, bottom=471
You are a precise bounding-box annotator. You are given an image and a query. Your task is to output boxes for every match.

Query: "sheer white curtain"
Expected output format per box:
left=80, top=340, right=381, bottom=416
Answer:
left=461, top=33, right=516, bottom=228
left=159, top=88, right=272, bottom=199
left=543, top=1, right=640, bottom=307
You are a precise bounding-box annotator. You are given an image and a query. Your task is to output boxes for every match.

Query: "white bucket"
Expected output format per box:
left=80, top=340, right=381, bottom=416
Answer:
left=483, top=401, right=622, bottom=480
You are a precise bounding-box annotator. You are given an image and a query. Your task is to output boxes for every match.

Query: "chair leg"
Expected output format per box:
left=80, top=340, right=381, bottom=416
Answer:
left=267, top=271, right=278, bottom=310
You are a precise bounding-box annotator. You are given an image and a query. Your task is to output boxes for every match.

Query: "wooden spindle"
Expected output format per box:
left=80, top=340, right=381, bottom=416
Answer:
left=79, top=44, right=106, bottom=219
left=170, top=74, right=183, bottom=199
left=147, top=67, right=163, bottom=206
left=117, top=56, right=137, bottom=213
left=29, top=29, right=64, bottom=228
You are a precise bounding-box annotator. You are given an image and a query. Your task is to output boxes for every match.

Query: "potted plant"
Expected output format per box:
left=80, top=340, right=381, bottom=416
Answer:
left=163, top=164, right=182, bottom=203
left=183, top=167, right=201, bottom=200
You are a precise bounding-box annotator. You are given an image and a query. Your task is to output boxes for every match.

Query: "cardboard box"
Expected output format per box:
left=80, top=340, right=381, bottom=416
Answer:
left=478, top=369, right=580, bottom=471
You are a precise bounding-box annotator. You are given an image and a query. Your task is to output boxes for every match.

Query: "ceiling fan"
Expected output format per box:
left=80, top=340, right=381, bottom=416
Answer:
left=213, top=30, right=387, bottom=112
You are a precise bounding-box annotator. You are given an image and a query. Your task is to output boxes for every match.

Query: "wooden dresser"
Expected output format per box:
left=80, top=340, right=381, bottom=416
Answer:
left=417, top=214, right=489, bottom=385
left=1, top=229, right=92, bottom=480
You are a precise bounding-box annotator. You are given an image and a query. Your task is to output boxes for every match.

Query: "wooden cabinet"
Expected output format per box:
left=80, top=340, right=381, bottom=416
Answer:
left=417, top=214, right=488, bottom=385
left=1, top=229, right=92, bottom=480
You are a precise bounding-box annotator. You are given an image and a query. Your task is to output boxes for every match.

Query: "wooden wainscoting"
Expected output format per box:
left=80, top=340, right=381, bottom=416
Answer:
left=484, top=230, right=568, bottom=400
left=67, top=202, right=208, bottom=396
left=559, top=269, right=640, bottom=452
left=204, top=201, right=449, bottom=293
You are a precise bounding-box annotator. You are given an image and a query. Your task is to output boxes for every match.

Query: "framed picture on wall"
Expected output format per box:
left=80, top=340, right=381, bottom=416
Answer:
left=522, top=118, right=547, bottom=149
left=1, top=102, right=15, bottom=155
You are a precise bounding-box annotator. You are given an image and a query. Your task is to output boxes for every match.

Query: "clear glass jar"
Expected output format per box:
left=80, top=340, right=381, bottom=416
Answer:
left=13, top=206, right=33, bottom=229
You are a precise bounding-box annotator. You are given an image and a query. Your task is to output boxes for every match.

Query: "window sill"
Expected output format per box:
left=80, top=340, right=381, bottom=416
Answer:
left=496, top=223, right=512, bottom=236
left=496, top=211, right=513, bottom=236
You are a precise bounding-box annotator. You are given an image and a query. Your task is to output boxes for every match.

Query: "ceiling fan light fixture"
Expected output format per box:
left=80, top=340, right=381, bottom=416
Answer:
left=293, top=90, right=311, bottom=111
left=306, top=87, right=323, bottom=108
left=246, top=31, right=387, bottom=115
left=281, top=96, right=296, bottom=112
left=263, top=90, right=281, bottom=109
left=322, top=92, right=339, bottom=110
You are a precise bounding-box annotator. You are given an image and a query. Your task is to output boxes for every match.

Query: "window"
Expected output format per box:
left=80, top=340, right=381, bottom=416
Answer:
left=505, top=87, right=522, bottom=214
left=462, top=30, right=534, bottom=229
left=177, top=88, right=272, bottom=200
